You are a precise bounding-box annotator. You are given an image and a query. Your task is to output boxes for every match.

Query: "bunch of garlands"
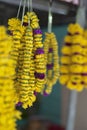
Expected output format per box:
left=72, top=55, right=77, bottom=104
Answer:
left=0, top=26, right=21, bottom=130
left=8, top=11, right=46, bottom=109
left=44, top=32, right=59, bottom=94
left=59, top=23, right=87, bottom=91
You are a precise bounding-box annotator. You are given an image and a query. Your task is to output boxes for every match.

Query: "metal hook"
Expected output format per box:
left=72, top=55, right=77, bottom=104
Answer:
left=48, top=0, right=53, bottom=33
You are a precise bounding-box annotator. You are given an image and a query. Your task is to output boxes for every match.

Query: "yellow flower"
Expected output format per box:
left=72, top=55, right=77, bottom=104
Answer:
left=60, top=23, right=87, bottom=91
left=64, top=35, right=71, bottom=43
left=68, top=23, right=83, bottom=35
left=71, top=45, right=82, bottom=54
left=61, top=46, right=71, bottom=55
left=67, top=81, right=77, bottom=90
left=60, top=56, right=70, bottom=64
left=8, top=18, right=21, bottom=31
left=60, top=65, right=69, bottom=74
left=70, top=75, right=82, bottom=83
left=71, top=55, right=84, bottom=64
left=70, top=65, right=83, bottom=73
left=72, top=35, right=83, bottom=44
left=0, top=26, right=21, bottom=130
left=59, top=75, right=69, bottom=85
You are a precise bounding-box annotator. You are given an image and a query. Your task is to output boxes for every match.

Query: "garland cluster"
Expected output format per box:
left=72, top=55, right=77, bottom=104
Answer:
left=59, top=23, right=87, bottom=91
left=44, top=32, right=59, bottom=94
left=0, top=26, right=21, bottom=130
left=8, top=12, right=46, bottom=109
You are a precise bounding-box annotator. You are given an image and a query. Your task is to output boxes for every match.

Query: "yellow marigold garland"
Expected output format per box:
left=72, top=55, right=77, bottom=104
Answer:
left=17, top=27, right=36, bottom=108
left=8, top=12, right=46, bottom=109
left=34, top=29, right=46, bottom=93
left=59, top=23, right=87, bottom=91
left=44, top=32, right=59, bottom=94
left=0, top=26, right=21, bottom=130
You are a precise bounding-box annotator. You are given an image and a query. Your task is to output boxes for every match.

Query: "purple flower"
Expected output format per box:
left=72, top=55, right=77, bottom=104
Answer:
left=47, top=63, right=53, bottom=70
left=16, top=102, right=22, bottom=107
left=75, top=32, right=80, bottom=35
left=23, top=22, right=28, bottom=26
left=68, top=32, right=72, bottom=36
left=33, top=29, right=42, bottom=34
left=34, top=91, right=38, bottom=96
left=65, top=43, right=71, bottom=46
left=72, top=82, right=77, bottom=85
left=35, top=48, right=44, bottom=55
left=43, top=91, right=49, bottom=96
left=82, top=73, right=87, bottom=76
left=81, top=81, right=84, bottom=84
left=34, top=72, right=45, bottom=79
left=49, top=48, right=53, bottom=53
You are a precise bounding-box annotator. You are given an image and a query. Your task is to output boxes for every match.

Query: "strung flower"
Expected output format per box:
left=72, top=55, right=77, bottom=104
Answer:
left=0, top=26, right=21, bottom=130
left=8, top=18, right=21, bottom=32
left=8, top=11, right=46, bottom=109
left=17, top=27, right=36, bottom=109
left=67, top=23, right=83, bottom=35
left=34, top=29, right=46, bottom=93
left=59, top=23, right=87, bottom=91
left=44, top=32, right=59, bottom=94
left=23, top=12, right=39, bottom=29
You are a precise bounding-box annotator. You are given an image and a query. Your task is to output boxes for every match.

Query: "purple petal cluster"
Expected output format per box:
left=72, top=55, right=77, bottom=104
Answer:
left=23, top=22, right=28, bottom=26
left=47, top=63, right=53, bottom=70
left=16, top=102, right=22, bottom=107
left=49, top=48, right=53, bottom=53
left=33, top=29, right=42, bottom=34
left=34, top=72, right=45, bottom=79
left=35, top=48, right=44, bottom=55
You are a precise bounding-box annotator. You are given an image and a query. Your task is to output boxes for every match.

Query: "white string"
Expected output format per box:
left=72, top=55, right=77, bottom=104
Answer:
left=21, top=0, right=26, bottom=25
left=27, top=0, right=29, bottom=12
left=48, top=0, right=53, bottom=33
left=29, top=0, right=33, bottom=12
left=17, top=0, right=23, bottom=18
left=27, top=0, right=30, bottom=26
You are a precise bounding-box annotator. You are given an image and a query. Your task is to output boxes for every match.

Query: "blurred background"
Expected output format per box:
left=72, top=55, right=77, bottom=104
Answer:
left=0, top=0, right=87, bottom=130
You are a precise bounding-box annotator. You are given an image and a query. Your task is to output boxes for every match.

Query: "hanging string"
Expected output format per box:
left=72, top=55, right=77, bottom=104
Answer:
left=27, top=0, right=31, bottom=26
left=29, top=0, right=33, bottom=12
left=27, top=0, right=30, bottom=12
left=17, top=0, right=23, bottom=18
left=21, top=0, right=27, bottom=25
left=48, top=0, right=53, bottom=33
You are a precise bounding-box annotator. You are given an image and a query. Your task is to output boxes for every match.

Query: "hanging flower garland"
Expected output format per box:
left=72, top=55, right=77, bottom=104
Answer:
left=44, top=32, right=59, bottom=94
left=0, top=26, right=21, bottom=130
left=8, top=11, right=46, bottom=109
left=59, top=23, right=87, bottom=91
left=24, top=12, right=46, bottom=93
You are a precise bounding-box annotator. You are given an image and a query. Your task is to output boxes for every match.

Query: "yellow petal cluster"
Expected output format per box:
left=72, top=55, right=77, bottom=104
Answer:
left=60, top=23, right=87, bottom=91
left=8, top=18, right=21, bottom=31
left=0, top=26, right=21, bottom=130
left=44, top=32, right=59, bottom=94
left=8, top=12, right=46, bottom=109
left=68, top=23, right=83, bottom=35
